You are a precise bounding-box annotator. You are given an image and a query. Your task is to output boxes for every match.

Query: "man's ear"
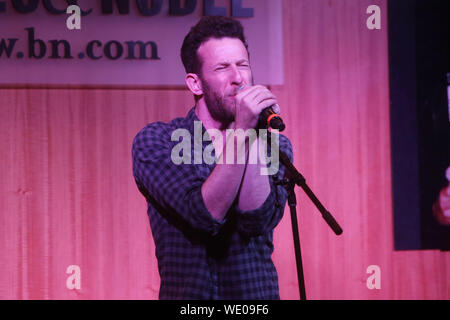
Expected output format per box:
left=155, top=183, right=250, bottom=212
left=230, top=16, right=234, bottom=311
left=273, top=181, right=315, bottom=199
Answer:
left=185, top=73, right=203, bottom=96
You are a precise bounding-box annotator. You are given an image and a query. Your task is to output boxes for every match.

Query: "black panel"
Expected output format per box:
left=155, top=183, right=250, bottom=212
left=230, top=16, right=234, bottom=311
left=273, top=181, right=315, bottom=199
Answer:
left=389, top=0, right=450, bottom=250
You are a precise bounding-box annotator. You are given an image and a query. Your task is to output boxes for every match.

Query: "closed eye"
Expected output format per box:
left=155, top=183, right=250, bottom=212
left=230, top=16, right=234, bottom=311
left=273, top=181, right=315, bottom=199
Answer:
left=237, top=59, right=250, bottom=67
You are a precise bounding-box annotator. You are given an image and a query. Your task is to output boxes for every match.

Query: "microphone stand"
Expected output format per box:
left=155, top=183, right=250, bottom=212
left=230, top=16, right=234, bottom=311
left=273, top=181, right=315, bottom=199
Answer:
left=274, top=147, right=343, bottom=300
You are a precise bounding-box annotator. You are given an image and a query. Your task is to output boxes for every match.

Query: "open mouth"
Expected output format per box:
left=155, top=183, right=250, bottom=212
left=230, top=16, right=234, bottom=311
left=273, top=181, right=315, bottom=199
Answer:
left=230, top=85, right=246, bottom=97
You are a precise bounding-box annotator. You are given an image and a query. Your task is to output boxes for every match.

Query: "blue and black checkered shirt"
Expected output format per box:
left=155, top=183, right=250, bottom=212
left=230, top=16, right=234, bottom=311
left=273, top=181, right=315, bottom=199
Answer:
left=132, top=108, right=293, bottom=300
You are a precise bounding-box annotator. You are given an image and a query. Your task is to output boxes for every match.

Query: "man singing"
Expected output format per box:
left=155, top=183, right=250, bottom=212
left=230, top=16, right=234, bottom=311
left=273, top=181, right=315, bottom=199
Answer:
left=132, top=16, right=292, bottom=299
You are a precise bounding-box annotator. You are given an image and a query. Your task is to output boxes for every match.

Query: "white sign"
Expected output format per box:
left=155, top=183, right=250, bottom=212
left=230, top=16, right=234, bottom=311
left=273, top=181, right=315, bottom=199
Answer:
left=0, top=0, right=284, bottom=86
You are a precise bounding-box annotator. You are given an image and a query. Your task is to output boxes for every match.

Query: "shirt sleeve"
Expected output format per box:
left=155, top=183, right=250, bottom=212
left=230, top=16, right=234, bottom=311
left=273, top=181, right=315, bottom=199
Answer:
left=132, top=122, right=224, bottom=236
left=234, top=134, right=293, bottom=237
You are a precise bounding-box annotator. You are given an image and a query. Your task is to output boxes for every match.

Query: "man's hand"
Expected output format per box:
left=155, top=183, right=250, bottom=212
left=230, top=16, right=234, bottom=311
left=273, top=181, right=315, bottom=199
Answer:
left=233, top=85, right=279, bottom=131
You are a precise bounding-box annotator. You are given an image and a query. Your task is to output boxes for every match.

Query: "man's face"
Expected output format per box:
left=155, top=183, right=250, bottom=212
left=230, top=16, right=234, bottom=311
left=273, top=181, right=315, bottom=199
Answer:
left=197, top=37, right=253, bottom=125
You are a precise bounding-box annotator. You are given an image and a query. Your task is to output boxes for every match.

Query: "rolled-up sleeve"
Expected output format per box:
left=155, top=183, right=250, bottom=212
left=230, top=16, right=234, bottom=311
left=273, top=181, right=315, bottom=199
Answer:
left=235, top=134, right=293, bottom=237
left=132, top=123, right=224, bottom=236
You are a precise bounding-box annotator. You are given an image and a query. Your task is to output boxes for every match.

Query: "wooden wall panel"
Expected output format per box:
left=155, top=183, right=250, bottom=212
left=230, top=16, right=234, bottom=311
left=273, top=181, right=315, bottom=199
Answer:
left=0, top=88, right=194, bottom=299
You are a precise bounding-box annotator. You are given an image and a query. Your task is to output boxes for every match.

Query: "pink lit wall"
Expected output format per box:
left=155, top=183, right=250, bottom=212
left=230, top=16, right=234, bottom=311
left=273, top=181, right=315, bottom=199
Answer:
left=0, top=0, right=449, bottom=300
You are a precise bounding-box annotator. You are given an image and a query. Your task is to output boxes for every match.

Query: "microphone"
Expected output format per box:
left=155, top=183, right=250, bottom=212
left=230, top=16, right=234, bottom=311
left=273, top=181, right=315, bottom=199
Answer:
left=237, top=85, right=286, bottom=132
left=258, top=106, right=286, bottom=132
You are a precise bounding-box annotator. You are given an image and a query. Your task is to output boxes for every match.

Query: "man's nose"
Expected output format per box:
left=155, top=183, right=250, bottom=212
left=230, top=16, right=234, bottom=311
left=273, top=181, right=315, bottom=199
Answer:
left=230, top=65, right=244, bottom=85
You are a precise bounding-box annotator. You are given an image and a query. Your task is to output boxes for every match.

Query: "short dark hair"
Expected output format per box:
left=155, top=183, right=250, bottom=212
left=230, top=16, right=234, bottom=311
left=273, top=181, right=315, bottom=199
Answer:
left=181, top=16, right=249, bottom=74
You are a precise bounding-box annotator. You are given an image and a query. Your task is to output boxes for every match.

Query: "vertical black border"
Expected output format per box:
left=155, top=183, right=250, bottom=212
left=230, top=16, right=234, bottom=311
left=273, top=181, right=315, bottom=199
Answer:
left=389, top=0, right=450, bottom=250
left=388, top=0, right=422, bottom=250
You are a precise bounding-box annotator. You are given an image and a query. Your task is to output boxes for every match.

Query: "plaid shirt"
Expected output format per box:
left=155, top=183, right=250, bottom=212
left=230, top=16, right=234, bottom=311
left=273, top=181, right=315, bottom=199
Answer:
left=132, top=108, right=293, bottom=300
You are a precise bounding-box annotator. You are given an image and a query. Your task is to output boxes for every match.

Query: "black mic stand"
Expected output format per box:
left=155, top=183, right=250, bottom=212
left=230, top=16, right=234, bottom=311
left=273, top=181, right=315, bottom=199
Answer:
left=274, top=148, right=343, bottom=300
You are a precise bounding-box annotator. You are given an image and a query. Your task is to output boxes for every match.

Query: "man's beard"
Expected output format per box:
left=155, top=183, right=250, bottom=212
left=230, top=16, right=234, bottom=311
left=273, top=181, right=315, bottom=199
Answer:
left=201, top=78, right=235, bottom=127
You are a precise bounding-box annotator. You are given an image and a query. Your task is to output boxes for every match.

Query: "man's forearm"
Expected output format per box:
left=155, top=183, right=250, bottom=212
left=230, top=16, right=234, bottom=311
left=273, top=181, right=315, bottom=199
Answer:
left=201, top=134, right=247, bottom=222
left=201, top=133, right=272, bottom=221
left=237, top=137, right=271, bottom=212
